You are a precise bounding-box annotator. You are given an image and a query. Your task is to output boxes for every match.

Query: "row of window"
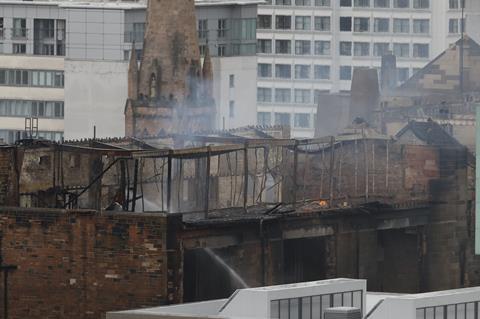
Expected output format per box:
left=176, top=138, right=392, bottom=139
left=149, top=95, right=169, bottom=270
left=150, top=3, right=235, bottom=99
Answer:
left=270, top=290, right=363, bottom=319
left=0, top=130, right=63, bottom=144
left=264, top=0, right=436, bottom=9
left=0, top=69, right=64, bottom=88
left=0, top=17, right=66, bottom=56
left=416, top=301, right=480, bottom=319
left=0, top=100, right=64, bottom=119
left=259, top=15, right=432, bottom=34
left=258, top=111, right=313, bottom=128
left=258, top=39, right=429, bottom=58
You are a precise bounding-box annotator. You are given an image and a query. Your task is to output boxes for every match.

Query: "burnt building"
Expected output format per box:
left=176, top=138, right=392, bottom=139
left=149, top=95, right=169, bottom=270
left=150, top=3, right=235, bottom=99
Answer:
left=0, top=119, right=478, bottom=318
left=124, top=0, right=215, bottom=138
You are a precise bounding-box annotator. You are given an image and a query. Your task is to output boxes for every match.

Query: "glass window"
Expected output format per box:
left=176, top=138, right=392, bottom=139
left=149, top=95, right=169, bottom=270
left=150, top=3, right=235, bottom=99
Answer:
left=354, top=0, right=370, bottom=6
left=354, top=42, right=370, bottom=56
left=276, top=40, right=291, bottom=54
left=374, top=43, right=390, bottom=56
left=296, top=0, right=311, bottom=5
left=394, top=0, right=409, bottom=7
left=449, top=19, right=459, bottom=34
left=290, top=298, right=299, bottom=319
left=353, top=291, right=363, bottom=309
left=333, top=293, right=342, bottom=307
left=295, top=114, right=310, bottom=128
left=413, top=19, right=429, bottom=34
left=374, top=18, right=389, bottom=32
left=280, top=300, right=289, bottom=319
left=295, top=16, right=311, bottom=30
left=275, top=64, right=292, bottom=78
left=312, top=296, right=321, bottom=319
left=198, top=19, right=208, bottom=39
left=257, top=87, right=272, bottom=102
left=275, top=112, right=291, bottom=125
left=258, top=112, right=272, bottom=126
left=258, top=64, right=273, bottom=78
left=294, top=89, right=311, bottom=103
left=301, top=297, right=311, bottom=319
left=393, top=18, right=410, bottom=33
left=340, top=17, right=352, bottom=31
left=258, top=39, right=272, bottom=53
left=449, top=0, right=459, bottom=8
left=0, top=70, right=5, bottom=85
left=457, top=304, right=466, bottom=319
left=416, top=309, right=425, bottom=319
left=314, top=65, right=330, bottom=79
left=321, top=294, right=331, bottom=316
left=413, top=43, right=429, bottom=58
left=314, top=16, right=330, bottom=31
left=466, top=303, right=475, bottom=319
left=258, top=15, right=272, bottom=29
left=374, top=0, right=390, bottom=7
left=435, top=306, right=444, bottom=319
left=393, top=43, right=409, bottom=57
left=354, top=18, right=370, bottom=32
left=343, top=292, right=353, bottom=307
left=340, top=66, right=352, bottom=80
left=340, top=41, right=352, bottom=56
left=425, top=308, right=434, bottom=319
left=314, top=41, right=330, bottom=55
left=315, top=0, right=330, bottom=6
left=413, top=0, right=429, bottom=8
left=276, top=15, right=292, bottom=29
left=275, top=89, right=291, bottom=103
left=295, top=40, right=311, bottom=55
left=295, top=65, right=311, bottom=79
left=340, top=0, right=352, bottom=6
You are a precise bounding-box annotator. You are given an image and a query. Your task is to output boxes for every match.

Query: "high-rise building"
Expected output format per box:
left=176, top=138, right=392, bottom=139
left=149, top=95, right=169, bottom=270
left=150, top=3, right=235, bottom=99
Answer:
left=256, top=0, right=465, bottom=137
left=0, top=0, right=260, bottom=143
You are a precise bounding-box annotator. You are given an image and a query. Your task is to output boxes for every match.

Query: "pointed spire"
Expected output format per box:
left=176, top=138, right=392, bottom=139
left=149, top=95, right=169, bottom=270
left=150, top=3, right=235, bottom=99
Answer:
left=202, top=45, right=213, bottom=98
left=128, top=42, right=139, bottom=100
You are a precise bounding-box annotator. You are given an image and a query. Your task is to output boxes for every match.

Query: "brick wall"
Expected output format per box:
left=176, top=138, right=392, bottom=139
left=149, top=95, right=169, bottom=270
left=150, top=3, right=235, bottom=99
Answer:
left=0, top=208, right=168, bottom=319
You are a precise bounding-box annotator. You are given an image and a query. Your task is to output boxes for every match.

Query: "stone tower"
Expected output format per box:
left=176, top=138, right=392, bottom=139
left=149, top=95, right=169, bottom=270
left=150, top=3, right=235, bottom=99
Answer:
left=125, top=0, right=215, bottom=138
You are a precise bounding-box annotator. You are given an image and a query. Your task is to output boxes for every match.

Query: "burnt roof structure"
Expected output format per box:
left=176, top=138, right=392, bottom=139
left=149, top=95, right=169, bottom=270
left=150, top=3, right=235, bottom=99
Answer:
left=396, top=120, right=462, bottom=146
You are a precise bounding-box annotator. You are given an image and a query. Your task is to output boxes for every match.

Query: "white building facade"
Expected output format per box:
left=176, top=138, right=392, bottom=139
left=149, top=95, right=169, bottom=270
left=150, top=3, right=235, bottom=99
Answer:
left=256, top=0, right=466, bottom=137
left=0, top=0, right=260, bottom=142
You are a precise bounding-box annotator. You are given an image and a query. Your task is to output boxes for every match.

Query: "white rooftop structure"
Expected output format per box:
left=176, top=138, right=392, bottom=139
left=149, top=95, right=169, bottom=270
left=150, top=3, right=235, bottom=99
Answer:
left=106, top=279, right=480, bottom=319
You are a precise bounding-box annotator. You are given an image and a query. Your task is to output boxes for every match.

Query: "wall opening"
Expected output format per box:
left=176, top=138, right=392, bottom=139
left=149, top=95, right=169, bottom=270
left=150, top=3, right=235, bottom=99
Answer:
left=183, top=248, right=245, bottom=302
left=283, top=237, right=326, bottom=284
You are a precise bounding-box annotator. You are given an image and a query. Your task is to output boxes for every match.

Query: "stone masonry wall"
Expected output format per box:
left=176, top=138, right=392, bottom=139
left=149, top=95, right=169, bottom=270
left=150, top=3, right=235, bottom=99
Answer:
left=0, top=208, right=168, bottom=319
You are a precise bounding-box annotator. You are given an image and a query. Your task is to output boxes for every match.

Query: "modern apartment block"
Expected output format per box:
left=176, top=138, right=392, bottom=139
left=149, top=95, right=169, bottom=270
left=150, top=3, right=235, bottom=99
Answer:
left=256, top=0, right=466, bottom=137
left=0, top=0, right=260, bottom=142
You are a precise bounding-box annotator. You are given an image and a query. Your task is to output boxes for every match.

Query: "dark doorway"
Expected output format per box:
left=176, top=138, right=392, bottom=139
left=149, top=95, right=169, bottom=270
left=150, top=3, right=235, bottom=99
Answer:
left=183, top=248, right=242, bottom=302
left=283, top=237, right=326, bottom=284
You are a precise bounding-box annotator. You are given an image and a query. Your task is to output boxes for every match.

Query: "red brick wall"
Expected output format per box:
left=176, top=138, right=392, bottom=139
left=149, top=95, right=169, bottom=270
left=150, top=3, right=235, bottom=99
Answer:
left=0, top=208, right=168, bottom=319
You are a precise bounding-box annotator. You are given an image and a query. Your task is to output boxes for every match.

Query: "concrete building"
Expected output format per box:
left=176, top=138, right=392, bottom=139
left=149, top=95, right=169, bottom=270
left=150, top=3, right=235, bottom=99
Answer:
left=0, top=0, right=260, bottom=142
left=256, top=0, right=466, bottom=137
left=106, top=279, right=480, bottom=319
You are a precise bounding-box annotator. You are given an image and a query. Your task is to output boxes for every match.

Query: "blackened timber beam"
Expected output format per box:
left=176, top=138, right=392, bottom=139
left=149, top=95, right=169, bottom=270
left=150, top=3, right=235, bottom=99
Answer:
left=167, top=151, right=173, bottom=213
left=63, top=157, right=124, bottom=208
left=204, top=147, right=211, bottom=217
left=131, top=159, right=139, bottom=212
